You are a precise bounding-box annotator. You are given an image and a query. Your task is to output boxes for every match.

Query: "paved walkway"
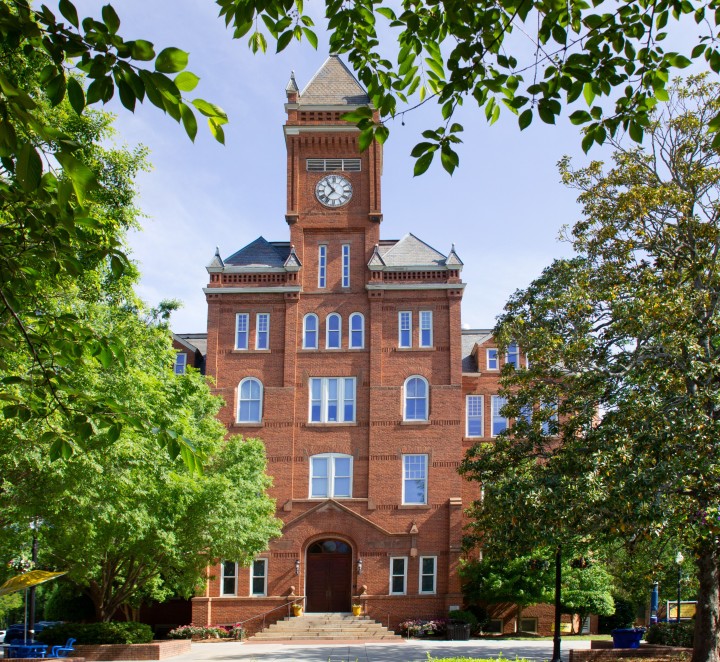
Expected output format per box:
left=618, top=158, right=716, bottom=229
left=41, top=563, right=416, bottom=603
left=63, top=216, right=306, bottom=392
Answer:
left=170, top=638, right=592, bottom=662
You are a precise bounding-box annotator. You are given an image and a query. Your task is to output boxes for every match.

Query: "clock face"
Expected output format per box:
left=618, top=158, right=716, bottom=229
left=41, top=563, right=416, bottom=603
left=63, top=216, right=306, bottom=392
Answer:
left=315, top=174, right=353, bottom=207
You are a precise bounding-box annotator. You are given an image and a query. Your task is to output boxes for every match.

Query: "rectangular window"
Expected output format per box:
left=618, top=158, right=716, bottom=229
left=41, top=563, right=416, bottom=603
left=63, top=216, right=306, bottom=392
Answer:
left=402, top=454, right=427, bottom=504
left=419, top=311, right=433, bottom=348
left=389, top=557, right=408, bottom=595
left=491, top=395, right=508, bottom=436
left=399, top=311, right=412, bottom=348
left=235, top=313, right=249, bottom=350
left=506, top=342, right=520, bottom=368
left=541, top=401, right=559, bottom=435
left=250, top=559, right=267, bottom=596
left=466, top=395, right=483, bottom=437
left=487, top=348, right=498, bottom=370
left=255, top=313, right=270, bottom=350
left=173, top=353, right=186, bottom=375
left=221, top=561, right=237, bottom=596
left=310, top=454, right=352, bottom=498
left=520, top=617, right=538, bottom=633
left=342, top=244, right=350, bottom=288
left=308, top=377, right=356, bottom=423
left=318, top=245, right=327, bottom=288
left=306, top=158, right=361, bottom=172
left=419, top=556, right=437, bottom=594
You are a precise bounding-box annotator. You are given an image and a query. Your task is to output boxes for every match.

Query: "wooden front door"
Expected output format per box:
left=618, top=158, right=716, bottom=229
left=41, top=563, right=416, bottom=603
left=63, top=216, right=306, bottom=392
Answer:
left=305, top=540, right=352, bottom=612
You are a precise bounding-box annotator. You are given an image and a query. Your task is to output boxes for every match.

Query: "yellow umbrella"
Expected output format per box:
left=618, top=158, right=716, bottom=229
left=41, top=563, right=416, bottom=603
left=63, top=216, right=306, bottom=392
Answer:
left=0, top=570, right=67, bottom=597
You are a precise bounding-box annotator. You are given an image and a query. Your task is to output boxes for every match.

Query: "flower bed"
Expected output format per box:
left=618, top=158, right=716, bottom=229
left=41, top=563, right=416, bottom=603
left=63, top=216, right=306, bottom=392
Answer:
left=399, top=618, right=449, bottom=637
left=167, top=624, right=244, bottom=640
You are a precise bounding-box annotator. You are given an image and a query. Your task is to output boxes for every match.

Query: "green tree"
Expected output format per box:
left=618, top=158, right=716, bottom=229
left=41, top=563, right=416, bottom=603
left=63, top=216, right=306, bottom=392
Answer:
left=561, top=563, right=615, bottom=633
left=462, top=75, right=720, bottom=662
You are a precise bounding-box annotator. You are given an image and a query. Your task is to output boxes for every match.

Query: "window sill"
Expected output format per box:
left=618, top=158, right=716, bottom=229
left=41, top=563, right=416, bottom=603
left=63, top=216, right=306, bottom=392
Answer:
left=232, top=349, right=271, bottom=354
left=232, top=422, right=264, bottom=428
left=395, top=347, right=434, bottom=351
left=400, top=420, right=430, bottom=426
left=399, top=504, right=431, bottom=510
left=306, top=422, right=357, bottom=427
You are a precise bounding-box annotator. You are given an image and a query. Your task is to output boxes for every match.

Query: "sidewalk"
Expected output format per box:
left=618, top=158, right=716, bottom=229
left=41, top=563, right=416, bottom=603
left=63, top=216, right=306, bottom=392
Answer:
left=170, top=637, right=592, bottom=661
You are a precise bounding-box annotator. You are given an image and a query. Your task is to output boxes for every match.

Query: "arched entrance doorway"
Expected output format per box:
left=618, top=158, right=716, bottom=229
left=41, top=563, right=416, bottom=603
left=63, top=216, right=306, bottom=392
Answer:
left=305, top=539, right=353, bottom=612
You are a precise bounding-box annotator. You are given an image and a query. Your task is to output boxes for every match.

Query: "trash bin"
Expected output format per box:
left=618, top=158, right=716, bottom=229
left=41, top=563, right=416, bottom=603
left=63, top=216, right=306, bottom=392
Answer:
left=447, top=622, right=471, bottom=640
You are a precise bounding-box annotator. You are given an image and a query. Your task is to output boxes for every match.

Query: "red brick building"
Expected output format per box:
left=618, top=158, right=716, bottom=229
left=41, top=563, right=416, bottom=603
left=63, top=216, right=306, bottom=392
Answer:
left=190, top=56, right=575, bottom=636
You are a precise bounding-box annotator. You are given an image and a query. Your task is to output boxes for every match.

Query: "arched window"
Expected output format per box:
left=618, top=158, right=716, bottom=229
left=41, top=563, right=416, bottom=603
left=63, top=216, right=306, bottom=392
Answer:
left=326, top=313, right=341, bottom=349
left=404, top=376, right=428, bottom=421
left=349, top=313, right=364, bottom=349
left=238, top=377, right=263, bottom=423
left=303, top=313, right=318, bottom=349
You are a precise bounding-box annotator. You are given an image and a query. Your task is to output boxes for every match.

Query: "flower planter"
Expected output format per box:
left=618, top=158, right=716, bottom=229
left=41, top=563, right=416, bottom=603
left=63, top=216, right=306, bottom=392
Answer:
left=291, top=604, right=303, bottom=617
left=611, top=628, right=646, bottom=648
left=352, top=605, right=362, bottom=616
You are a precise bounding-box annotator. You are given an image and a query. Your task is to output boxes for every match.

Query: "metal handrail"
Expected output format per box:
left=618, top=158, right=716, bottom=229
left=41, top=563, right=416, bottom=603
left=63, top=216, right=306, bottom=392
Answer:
left=365, top=604, right=392, bottom=631
left=228, top=596, right=305, bottom=634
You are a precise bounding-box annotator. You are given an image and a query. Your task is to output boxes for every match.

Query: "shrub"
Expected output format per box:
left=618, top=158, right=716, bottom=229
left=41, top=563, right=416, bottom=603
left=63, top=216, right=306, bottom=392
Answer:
left=448, top=610, right=478, bottom=627
left=37, top=621, right=153, bottom=645
left=466, top=605, right=490, bottom=632
left=645, top=621, right=694, bottom=648
left=599, top=598, right=637, bottom=633
left=167, top=624, right=231, bottom=640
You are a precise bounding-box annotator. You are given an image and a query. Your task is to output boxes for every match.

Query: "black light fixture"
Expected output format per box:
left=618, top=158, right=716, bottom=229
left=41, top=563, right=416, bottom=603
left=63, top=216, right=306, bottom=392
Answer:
left=676, top=551, right=684, bottom=623
left=356, top=557, right=363, bottom=576
left=295, top=559, right=300, bottom=575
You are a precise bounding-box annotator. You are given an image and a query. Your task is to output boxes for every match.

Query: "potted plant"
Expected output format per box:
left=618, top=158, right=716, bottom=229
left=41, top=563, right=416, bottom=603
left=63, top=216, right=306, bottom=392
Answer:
left=351, top=604, right=362, bottom=616
left=291, top=603, right=303, bottom=617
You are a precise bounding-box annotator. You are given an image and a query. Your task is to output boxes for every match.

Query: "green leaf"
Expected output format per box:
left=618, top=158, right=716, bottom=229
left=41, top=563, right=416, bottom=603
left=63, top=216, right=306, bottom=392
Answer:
left=192, top=99, right=228, bottom=122
left=342, top=107, right=373, bottom=123
left=440, top=146, right=459, bottom=175
left=129, top=40, right=155, bottom=61
left=180, top=103, right=198, bottom=141
left=67, top=77, right=85, bottom=114
left=46, top=73, right=67, bottom=107
left=58, top=0, right=79, bottom=27
left=56, top=151, right=97, bottom=203
left=414, top=151, right=434, bottom=176
left=174, top=71, right=200, bottom=92
left=302, top=28, right=318, bottom=49
left=16, top=142, right=43, bottom=192
left=155, top=47, right=189, bottom=74
left=101, top=4, right=120, bottom=33
left=518, top=109, right=533, bottom=130
left=208, top=117, right=225, bottom=144
left=110, top=254, right=125, bottom=277
left=277, top=30, right=293, bottom=53
left=358, top=127, right=374, bottom=151
left=583, top=82, right=595, bottom=106
left=628, top=121, right=643, bottom=143
left=50, top=438, right=74, bottom=460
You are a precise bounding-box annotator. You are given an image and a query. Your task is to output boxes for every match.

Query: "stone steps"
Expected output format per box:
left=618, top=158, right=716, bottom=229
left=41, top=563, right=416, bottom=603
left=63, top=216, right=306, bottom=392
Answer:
left=248, top=612, right=402, bottom=641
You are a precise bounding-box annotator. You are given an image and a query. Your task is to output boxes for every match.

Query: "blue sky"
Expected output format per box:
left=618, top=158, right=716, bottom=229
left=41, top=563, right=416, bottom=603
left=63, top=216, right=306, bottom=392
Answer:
left=71, top=1, right=696, bottom=333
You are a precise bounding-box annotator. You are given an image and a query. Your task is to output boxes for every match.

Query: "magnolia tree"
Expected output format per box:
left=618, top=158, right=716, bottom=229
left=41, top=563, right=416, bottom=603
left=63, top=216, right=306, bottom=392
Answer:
left=461, top=75, right=720, bottom=662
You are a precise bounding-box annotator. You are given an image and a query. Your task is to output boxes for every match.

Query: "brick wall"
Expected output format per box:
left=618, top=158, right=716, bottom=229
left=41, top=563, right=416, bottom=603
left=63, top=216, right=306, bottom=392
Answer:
left=72, top=640, right=191, bottom=661
left=569, top=647, right=691, bottom=662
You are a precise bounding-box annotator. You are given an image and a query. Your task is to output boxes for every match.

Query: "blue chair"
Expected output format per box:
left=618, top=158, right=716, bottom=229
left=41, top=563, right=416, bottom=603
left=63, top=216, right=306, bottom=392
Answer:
left=49, top=638, right=75, bottom=658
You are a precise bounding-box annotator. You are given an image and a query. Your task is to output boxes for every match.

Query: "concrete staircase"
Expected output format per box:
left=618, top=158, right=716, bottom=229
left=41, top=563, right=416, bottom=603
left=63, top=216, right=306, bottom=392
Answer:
left=248, top=612, right=403, bottom=641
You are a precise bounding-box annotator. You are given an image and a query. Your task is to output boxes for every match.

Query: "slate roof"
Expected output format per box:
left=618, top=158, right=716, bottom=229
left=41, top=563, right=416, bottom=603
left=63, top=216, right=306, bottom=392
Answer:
left=224, top=237, right=291, bottom=268
left=377, top=233, right=449, bottom=268
left=298, top=55, right=370, bottom=106
left=174, top=333, right=207, bottom=357
left=461, top=329, right=494, bottom=373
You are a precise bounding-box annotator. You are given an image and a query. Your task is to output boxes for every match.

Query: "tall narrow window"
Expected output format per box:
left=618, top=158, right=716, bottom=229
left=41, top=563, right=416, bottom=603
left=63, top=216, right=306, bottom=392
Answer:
left=235, top=313, right=249, bottom=350
left=402, top=454, right=428, bottom=504
left=309, top=377, right=356, bottom=423
left=250, top=559, right=267, bottom=596
left=349, top=313, right=364, bottom=349
left=326, top=313, right=341, bottom=349
left=303, top=314, right=318, bottom=349
left=389, top=557, right=408, bottom=595
left=541, top=401, right=559, bottom=435
left=419, top=311, right=433, bottom=348
left=221, top=561, right=237, bottom=596
left=255, top=313, right=269, bottom=350
left=466, top=395, right=483, bottom=437
left=399, top=311, right=412, bottom=348
left=491, top=395, right=508, bottom=436
left=404, top=376, right=428, bottom=421
left=506, top=342, right=520, bottom=368
left=174, top=353, right=187, bottom=375
left=342, top=244, right=350, bottom=288
left=318, top=245, right=327, bottom=288
left=419, top=556, right=437, bottom=594
left=238, top=378, right=263, bottom=423
left=310, top=454, right=353, bottom=498
left=487, top=348, right=498, bottom=370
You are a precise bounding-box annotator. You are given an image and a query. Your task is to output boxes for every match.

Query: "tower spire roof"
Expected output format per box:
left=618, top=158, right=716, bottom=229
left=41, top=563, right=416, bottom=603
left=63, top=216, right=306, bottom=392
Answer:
left=298, top=55, right=370, bottom=106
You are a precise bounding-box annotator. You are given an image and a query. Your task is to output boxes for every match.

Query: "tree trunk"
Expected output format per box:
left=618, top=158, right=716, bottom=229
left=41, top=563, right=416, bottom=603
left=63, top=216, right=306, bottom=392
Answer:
left=692, top=542, right=720, bottom=662
left=516, top=604, right=523, bottom=632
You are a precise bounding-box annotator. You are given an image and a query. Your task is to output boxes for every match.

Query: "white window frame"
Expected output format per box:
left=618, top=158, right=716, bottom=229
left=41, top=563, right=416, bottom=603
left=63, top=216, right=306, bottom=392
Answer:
left=303, top=313, right=319, bottom=349
left=487, top=348, right=498, bottom=370
left=419, top=556, right=437, bottom=594
left=466, top=395, right=484, bottom=437
left=389, top=557, right=408, bottom=595
left=349, top=313, right=364, bottom=349
left=255, top=313, right=270, bottom=350
left=250, top=558, right=268, bottom=597
left=506, top=342, right=520, bottom=368
left=491, top=395, right=508, bottom=437
left=402, top=454, right=428, bottom=505
left=404, top=375, right=429, bottom=422
left=419, top=310, right=433, bottom=348
left=398, top=311, right=412, bottom=348
left=318, top=244, right=327, bottom=288
left=173, top=352, right=186, bottom=375
left=541, top=401, right=559, bottom=435
left=326, top=313, right=342, bottom=349
left=309, top=377, right=356, bottom=423
left=237, top=377, right=263, bottom=423
left=342, top=244, right=350, bottom=288
left=221, top=560, right=237, bottom=596
left=520, top=617, right=538, bottom=633
left=309, top=453, right=353, bottom=498
left=235, top=313, right=249, bottom=350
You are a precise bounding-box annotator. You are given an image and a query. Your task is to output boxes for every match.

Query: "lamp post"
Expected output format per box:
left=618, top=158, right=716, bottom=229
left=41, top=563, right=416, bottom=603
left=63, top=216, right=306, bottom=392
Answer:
left=551, top=546, right=562, bottom=662
left=675, top=552, right=684, bottom=624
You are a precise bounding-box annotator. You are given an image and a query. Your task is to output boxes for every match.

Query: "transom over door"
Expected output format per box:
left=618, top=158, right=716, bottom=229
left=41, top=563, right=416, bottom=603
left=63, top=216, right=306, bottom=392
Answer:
left=305, top=540, right=352, bottom=612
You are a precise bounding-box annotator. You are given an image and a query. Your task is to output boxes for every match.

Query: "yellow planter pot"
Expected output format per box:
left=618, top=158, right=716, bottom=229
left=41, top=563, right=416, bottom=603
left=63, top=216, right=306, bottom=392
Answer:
left=292, top=604, right=303, bottom=617
left=352, top=605, right=362, bottom=616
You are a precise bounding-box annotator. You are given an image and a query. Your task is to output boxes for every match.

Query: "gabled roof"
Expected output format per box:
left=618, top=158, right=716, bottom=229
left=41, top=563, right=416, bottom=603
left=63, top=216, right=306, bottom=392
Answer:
left=224, top=237, right=291, bottom=268
left=461, top=329, right=494, bottom=373
left=173, top=333, right=208, bottom=357
left=377, top=233, right=447, bottom=268
left=298, top=55, right=370, bottom=106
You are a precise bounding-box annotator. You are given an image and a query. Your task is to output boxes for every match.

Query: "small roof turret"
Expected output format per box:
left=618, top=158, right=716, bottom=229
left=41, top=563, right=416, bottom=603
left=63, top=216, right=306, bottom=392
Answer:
left=207, top=246, right=224, bottom=270
left=297, top=55, right=370, bottom=106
